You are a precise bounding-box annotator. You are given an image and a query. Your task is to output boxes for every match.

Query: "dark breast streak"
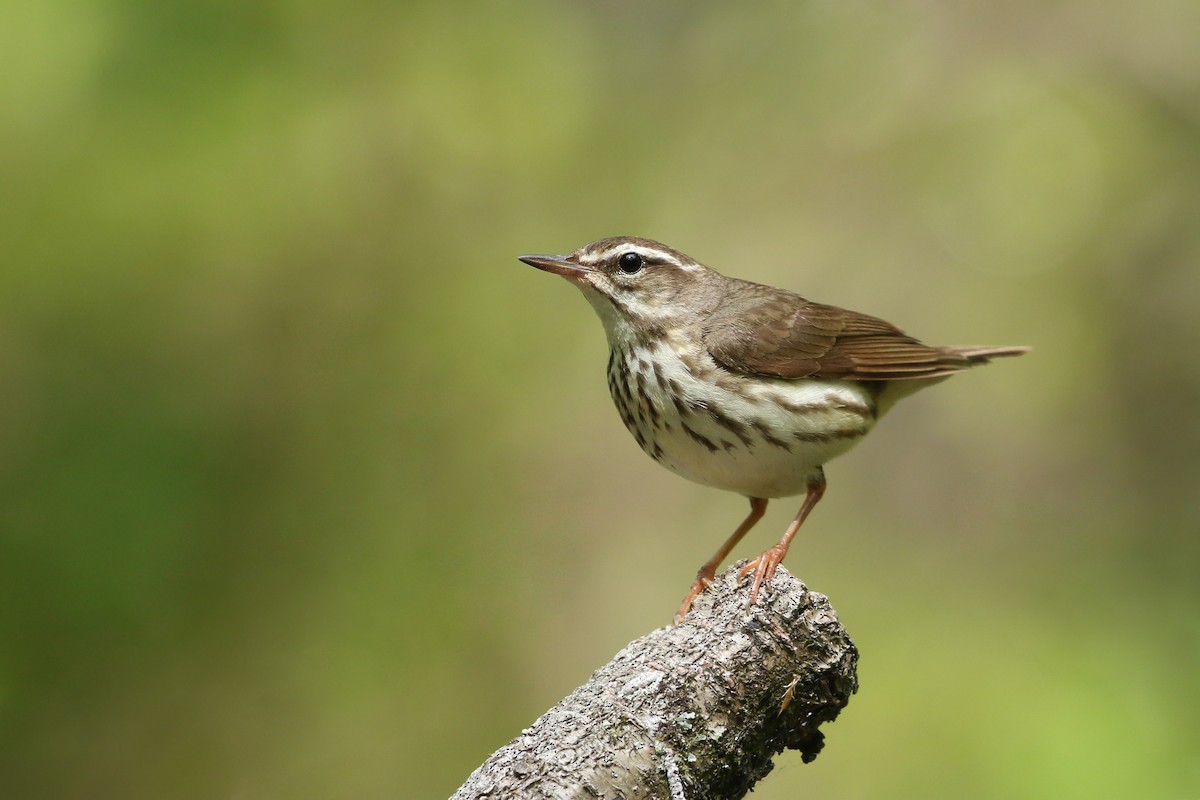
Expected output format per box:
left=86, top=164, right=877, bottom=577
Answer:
left=607, top=344, right=874, bottom=474
left=608, top=346, right=666, bottom=461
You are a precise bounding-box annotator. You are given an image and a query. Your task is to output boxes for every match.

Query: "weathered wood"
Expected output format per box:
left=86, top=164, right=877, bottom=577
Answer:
left=452, top=566, right=858, bottom=799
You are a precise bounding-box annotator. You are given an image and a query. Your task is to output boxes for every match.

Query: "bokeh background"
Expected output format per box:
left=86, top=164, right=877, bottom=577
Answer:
left=3, top=2, right=1198, bottom=798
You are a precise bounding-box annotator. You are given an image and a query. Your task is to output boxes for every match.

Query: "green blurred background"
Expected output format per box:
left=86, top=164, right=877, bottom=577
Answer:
left=3, top=1, right=1198, bottom=798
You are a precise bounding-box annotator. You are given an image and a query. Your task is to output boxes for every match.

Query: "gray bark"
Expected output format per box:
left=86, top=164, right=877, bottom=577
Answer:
left=451, top=565, right=858, bottom=800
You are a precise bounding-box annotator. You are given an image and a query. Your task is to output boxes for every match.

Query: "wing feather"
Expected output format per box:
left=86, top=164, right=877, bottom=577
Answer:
left=703, top=282, right=995, bottom=381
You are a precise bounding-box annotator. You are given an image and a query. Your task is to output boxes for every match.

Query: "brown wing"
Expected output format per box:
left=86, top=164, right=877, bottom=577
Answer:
left=703, top=282, right=992, bottom=381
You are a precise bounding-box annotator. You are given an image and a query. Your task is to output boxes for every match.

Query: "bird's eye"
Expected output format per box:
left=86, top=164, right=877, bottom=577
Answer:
left=617, top=252, right=644, bottom=274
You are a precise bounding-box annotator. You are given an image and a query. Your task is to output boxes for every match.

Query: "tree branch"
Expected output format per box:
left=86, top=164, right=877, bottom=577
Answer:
left=451, top=565, right=858, bottom=799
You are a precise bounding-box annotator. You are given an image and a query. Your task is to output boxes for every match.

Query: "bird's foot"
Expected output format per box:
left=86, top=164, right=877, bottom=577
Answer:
left=739, top=543, right=789, bottom=608
left=673, top=566, right=717, bottom=624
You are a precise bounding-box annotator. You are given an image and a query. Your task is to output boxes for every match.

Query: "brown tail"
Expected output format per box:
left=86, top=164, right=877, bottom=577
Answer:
left=948, top=345, right=1032, bottom=365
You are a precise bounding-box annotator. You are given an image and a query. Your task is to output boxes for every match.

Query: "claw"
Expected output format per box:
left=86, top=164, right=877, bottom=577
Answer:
left=739, top=543, right=788, bottom=608
left=674, top=567, right=716, bottom=624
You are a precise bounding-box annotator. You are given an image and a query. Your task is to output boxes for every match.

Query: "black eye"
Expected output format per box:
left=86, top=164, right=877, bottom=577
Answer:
left=617, top=252, right=644, bottom=274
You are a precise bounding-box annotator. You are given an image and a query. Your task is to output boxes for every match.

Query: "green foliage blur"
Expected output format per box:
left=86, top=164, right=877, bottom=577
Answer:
left=3, top=2, right=1198, bottom=798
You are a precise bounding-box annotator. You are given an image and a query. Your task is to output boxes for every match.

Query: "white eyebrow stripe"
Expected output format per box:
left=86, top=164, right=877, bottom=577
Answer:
left=585, top=243, right=699, bottom=271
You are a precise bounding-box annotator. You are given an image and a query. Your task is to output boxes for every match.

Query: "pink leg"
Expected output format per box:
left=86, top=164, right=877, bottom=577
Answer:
left=740, top=477, right=826, bottom=608
left=674, top=497, right=768, bottom=623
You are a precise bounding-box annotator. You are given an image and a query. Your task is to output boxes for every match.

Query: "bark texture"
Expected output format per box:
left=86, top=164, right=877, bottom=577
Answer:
left=451, top=565, right=858, bottom=800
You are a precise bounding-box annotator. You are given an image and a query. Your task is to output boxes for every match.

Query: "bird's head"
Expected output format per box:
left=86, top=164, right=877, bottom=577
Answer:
left=519, top=236, right=722, bottom=343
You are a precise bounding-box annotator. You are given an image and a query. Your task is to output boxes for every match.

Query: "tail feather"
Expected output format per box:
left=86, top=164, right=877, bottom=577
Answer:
left=872, top=344, right=1029, bottom=415
left=948, top=345, right=1032, bottom=365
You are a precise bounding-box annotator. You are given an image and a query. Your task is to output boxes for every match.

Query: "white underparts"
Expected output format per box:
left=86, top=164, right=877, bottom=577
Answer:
left=606, top=336, right=876, bottom=499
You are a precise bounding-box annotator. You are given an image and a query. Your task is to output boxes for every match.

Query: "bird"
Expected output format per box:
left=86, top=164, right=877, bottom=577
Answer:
left=519, top=236, right=1028, bottom=622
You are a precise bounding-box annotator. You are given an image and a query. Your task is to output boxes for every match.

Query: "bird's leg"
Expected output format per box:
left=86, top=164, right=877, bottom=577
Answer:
left=741, top=475, right=826, bottom=607
left=674, top=497, right=768, bottom=624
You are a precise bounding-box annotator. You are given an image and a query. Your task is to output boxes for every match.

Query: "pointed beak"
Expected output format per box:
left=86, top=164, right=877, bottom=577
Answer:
left=518, top=253, right=594, bottom=281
